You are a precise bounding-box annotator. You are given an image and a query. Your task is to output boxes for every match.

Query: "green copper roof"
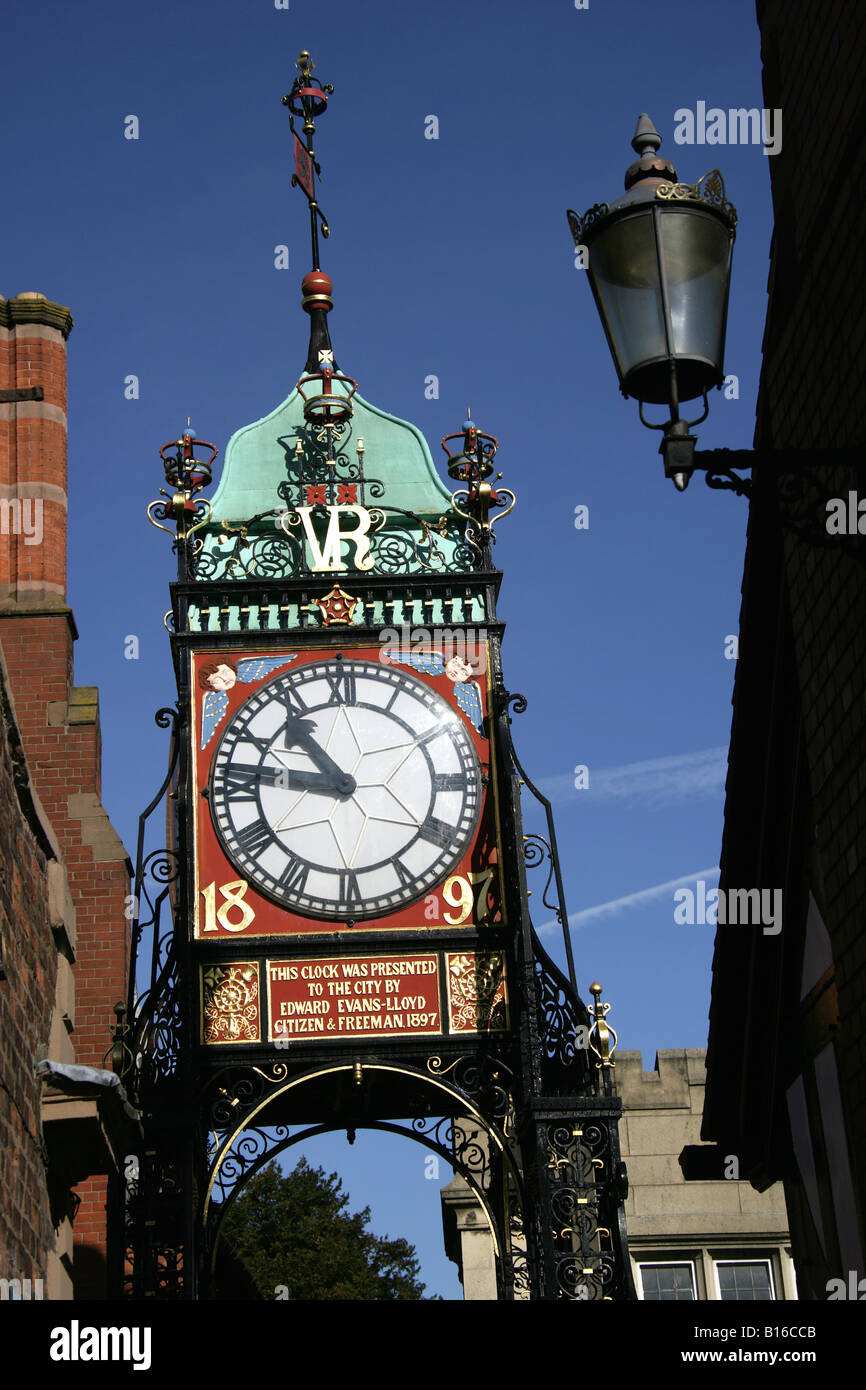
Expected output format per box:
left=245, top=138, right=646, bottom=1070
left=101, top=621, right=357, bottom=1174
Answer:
left=208, top=385, right=453, bottom=527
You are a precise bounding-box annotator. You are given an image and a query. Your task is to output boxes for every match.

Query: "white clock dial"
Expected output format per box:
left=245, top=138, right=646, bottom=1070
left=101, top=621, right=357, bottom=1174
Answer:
left=208, top=657, right=482, bottom=919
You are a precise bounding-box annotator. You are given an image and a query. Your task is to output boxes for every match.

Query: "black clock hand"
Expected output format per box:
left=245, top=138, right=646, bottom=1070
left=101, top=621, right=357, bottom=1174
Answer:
left=225, top=763, right=355, bottom=796
left=280, top=715, right=357, bottom=795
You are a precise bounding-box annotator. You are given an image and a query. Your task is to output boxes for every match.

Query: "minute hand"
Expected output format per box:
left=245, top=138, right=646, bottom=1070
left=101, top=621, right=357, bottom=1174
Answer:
left=281, top=714, right=356, bottom=795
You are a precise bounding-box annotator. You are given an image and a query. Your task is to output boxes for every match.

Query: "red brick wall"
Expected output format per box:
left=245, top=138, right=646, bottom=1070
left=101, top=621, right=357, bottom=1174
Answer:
left=0, top=293, right=130, bottom=1296
left=0, top=661, right=58, bottom=1287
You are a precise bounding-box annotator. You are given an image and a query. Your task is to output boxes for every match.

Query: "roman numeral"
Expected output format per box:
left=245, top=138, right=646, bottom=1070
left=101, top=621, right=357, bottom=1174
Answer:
left=224, top=764, right=262, bottom=800
left=282, top=683, right=308, bottom=717
left=239, top=731, right=274, bottom=758
left=433, top=772, right=465, bottom=792
left=415, top=722, right=446, bottom=747
left=278, top=858, right=309, bottom=895
left=393, top=859, right=415, bottom=888
left=324, top=665, right=357, bottom=705
left=338, top=870, right=362, bottom=908
left=417, top=816, right=454, bottom=849
left=236, top=819, right=272, bottom=857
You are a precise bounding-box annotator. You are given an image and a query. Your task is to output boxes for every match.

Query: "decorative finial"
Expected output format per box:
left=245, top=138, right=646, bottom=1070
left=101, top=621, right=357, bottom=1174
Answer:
left=442, top=418, right=515, bottom=545
left=147, top=428, right=217, bottom=548
left=588, top=982, right=619, bottom=1070
left=624, top=114, right=677, bottom=189
left=631, top=114, right=662, bottom=158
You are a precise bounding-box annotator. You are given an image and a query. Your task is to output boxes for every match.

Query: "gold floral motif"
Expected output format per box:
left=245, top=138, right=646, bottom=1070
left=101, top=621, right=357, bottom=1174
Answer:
left=203, top=963, right=260, bottom=1044
left=447, top=951, right=508, bottom=1032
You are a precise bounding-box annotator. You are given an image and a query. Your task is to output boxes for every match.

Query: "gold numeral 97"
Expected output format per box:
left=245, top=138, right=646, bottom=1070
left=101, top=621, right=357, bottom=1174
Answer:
left=442, top=870, right=493, bottom=925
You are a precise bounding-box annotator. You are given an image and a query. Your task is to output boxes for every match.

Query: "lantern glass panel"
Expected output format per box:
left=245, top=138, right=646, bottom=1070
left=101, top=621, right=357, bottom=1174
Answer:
left=658, top=209, right=732, bottom=370
left=589, top=210, right=666, bottom=387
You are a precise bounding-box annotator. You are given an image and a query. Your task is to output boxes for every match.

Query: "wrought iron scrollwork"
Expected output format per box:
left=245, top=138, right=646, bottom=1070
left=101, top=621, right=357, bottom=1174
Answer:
left=187, top=504, right=483, bottom=582
left=411, top=1115, right=491, bottom=1188
left=544, top=1119, right=613, bottom=1301
left=426, top=1051, right=513, bottom=1122
left=121, top=705, right=184, bottom=1095
left=524, top=833, right=562, bottom=923
left=532, top=933, right=591, bottom=1077
left=122, top=1149, right=186, bottom=1299
left=566, top=203, right=610, bottom=246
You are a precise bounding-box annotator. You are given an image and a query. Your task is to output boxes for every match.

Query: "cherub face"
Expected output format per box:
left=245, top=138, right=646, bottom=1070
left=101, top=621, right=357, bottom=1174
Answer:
left=207, top=663, right=237, bottom=692
left=445, top=655, right=474, bottom=683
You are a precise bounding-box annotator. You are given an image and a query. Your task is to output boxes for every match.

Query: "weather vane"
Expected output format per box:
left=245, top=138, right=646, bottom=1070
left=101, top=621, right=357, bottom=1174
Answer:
left=282, top=50, right=334, bottom=270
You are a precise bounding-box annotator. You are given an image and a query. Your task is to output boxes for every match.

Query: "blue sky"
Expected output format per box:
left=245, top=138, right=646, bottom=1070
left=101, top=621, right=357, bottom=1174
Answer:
left=4, top=0, right=773, bottom=1298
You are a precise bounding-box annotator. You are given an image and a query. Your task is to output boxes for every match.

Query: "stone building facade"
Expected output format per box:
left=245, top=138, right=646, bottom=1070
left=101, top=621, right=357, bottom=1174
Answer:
left=0, top=291, right=135, bottom=1298
left=442, top=1048, right=793, bottom=1300
left=620, top=1050, right=793, bottom=1300
left=700, top=0, right=866, bottom=1300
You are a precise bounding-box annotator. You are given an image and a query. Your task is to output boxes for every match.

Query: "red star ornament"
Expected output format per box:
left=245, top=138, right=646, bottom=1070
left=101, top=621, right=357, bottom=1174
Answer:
left=313, top=584, right=359, bottom=626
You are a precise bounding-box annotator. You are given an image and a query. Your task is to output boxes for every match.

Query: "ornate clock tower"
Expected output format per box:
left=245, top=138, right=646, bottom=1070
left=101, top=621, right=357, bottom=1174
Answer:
left=121, top=52, right=633, bottom=1301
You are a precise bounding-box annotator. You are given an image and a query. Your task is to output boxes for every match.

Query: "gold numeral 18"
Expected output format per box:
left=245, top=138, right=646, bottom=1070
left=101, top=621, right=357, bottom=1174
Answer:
left=200, top=879, right=256, bottom=934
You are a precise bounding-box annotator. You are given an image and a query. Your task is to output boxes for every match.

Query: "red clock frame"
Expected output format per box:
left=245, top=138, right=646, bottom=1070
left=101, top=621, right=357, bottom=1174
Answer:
left=190, top=642, right=506, bottom=939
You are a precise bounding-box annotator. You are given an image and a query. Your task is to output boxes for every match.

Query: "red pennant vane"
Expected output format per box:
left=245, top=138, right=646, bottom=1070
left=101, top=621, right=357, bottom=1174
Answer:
left=294, top=133, right=314, bottom=200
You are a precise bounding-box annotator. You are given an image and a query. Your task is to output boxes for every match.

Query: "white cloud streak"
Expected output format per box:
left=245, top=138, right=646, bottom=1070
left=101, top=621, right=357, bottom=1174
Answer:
left=538, top=865, right=721, bottom=935
left=537, top=747, right=728, bottom=810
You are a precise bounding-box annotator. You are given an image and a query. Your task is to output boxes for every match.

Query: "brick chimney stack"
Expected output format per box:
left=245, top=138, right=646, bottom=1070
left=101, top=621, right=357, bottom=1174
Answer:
left=0, top=292, right=74, bottom=605
left=0, top=292, right=132, bottom=1297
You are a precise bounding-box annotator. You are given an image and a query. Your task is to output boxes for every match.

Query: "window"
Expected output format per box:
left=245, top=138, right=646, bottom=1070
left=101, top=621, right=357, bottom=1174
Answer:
left=715, top=1260, right=775, bottom=1301
left=638, top=1262, right=696, bottom=1300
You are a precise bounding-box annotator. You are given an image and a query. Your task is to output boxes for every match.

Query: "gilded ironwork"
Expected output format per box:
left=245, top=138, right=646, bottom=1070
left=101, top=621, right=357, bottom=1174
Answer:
left=588, top=980, right=618, bottom=1068
left=190, top=506, right=483, bottom=581
left=442, top=415, right=516, bottom=546
left=655, top=168, right=737, bottom=226
left=543, top=1119, right=616, bottom=1300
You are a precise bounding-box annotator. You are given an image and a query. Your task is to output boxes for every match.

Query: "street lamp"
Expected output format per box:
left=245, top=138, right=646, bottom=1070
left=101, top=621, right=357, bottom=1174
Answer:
left=568, top=115, right=738, bottom=491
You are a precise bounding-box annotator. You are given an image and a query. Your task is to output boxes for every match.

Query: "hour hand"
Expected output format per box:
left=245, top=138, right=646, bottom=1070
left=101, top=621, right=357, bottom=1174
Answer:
left=280, top=715, right=356, bottom=795
left=226, top=763, right=355, bottom=796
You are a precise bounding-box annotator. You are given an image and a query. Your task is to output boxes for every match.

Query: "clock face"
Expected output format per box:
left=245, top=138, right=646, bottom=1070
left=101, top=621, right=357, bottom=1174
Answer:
left=208, top=657, right=482, bottom=919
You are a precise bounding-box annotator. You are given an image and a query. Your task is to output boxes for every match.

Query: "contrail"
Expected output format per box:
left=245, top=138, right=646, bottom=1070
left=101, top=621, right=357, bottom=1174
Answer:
left=537, top=866, right=721, bottom=935
left=536, top=748, right=727, bottom=809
